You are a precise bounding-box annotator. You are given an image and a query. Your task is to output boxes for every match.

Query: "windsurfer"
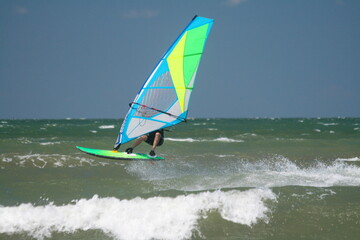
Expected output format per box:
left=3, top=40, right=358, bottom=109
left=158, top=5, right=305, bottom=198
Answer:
left=125, top=129, right=164, bottom=157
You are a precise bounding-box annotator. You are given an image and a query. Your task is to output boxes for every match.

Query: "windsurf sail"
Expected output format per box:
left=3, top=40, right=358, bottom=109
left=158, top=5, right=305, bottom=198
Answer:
left=114, top=15, right=214, bottom=150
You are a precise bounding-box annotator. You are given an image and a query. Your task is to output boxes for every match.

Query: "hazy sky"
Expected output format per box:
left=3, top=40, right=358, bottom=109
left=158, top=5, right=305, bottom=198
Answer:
left=1, top=0, right=359, bottom=119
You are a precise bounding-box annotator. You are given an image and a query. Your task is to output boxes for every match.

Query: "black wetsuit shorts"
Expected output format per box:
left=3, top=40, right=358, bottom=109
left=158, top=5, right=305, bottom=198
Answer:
left=145, top=129, right=164, bottom=146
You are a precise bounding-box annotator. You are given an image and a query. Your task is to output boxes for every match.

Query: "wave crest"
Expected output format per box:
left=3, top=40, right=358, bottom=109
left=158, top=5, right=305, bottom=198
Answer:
left=0, top=189, right=276, bottom=240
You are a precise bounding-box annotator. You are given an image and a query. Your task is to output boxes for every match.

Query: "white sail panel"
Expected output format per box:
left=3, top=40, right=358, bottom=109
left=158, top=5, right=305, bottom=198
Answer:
left=126, top=118, right=167, bottom=139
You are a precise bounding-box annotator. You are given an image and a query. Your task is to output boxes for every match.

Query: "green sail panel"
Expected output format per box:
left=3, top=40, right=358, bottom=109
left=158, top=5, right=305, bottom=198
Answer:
left=183, top=24, right=210, bottom=88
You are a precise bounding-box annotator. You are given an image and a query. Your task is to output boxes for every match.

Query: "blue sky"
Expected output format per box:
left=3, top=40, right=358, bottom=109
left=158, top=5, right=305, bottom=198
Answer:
left=1, top=0, right=359, bottom=119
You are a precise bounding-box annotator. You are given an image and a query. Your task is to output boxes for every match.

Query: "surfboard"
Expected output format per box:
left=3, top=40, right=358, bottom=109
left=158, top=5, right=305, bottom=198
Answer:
left=76, top=146, right=164, bottom=160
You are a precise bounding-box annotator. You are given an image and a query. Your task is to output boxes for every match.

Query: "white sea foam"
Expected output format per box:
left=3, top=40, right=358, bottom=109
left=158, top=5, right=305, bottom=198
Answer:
left=166, top=137, right=200, bottom=142
left=44, top=123, right=57, bottom=127
left=242, top=133, right=257, bottom=137
left=18, top=137, right=32, bottom=144
left=319, top=189, right=336, bottom=200
left=0, top=154, right=110, bottom=168
left=249, top=157, right=360, bottom=188
left=2, top=158, right=12, bottom=163
left=275, top=137, right=304, bottom=141
left=335, top=157, right=360, bottom=162
left=0, top=189, right=276, bottom=240
left=213, top=137, right=243, bottom=143
left=165, top=137, right=243, bottom=143
left=99, top=125, right=115, bottom=129
left=193, top=122, right=207, bottom=126
left=39, top=142, right=61, bottom=146
left=216, top=154, right=236, bottom=158
left=317, top=122, right=339, bottom=126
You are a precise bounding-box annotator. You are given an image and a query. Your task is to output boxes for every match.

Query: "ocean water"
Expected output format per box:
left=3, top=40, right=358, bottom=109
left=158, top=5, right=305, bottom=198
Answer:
left=0, top=118, right=360, bottom=240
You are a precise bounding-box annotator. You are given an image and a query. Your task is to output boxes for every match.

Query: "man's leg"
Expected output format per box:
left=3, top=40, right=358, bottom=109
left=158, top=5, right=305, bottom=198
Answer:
left=149, top=132, right=161, bottom=156
left=151, top=132, right=161, bottom=151
left=126, top=135, right=147, bottom=153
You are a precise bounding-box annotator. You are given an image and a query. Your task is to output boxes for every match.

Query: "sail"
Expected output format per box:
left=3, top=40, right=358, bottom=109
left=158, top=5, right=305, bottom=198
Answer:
left=114, top=16, right=214, bottom=148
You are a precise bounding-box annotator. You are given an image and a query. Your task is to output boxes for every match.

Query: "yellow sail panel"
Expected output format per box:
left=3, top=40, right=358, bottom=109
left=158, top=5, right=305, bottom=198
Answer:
left=167, top=32, right=187, bottom=112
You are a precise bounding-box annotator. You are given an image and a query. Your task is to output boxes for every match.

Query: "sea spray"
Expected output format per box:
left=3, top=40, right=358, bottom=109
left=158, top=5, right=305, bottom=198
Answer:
left=125, top=155, right=360, bottom=191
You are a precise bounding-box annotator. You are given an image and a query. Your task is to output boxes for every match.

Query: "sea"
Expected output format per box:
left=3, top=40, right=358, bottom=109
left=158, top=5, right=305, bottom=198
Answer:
left=0, top=118, right=359, bottom=240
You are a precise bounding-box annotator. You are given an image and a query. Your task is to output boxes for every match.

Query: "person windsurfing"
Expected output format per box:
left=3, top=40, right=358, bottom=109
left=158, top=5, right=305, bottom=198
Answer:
left=125, top=129, right=164, bottom=157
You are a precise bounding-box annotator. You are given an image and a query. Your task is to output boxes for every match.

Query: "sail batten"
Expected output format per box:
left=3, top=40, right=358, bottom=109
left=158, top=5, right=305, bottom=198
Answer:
left=114, top=16, right=213, bottom=148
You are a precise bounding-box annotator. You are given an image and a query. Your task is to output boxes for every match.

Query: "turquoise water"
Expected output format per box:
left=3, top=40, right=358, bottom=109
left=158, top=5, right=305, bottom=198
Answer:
left=1, top=118, right=360, bottom=239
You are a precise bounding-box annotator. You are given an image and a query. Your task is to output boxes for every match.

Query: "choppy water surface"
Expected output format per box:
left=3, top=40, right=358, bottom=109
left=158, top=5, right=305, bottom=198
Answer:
left=1, top=118, right=359, bottom=239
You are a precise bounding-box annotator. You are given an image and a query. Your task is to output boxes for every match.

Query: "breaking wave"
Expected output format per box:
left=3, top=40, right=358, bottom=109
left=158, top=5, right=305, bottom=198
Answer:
left=0, top=189, right=276, bottom=240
